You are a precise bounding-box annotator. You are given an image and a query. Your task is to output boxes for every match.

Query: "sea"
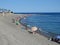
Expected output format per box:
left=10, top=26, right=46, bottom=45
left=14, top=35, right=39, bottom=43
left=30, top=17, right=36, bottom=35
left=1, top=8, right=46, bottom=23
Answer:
left=15, top=13, right=60, bottom=37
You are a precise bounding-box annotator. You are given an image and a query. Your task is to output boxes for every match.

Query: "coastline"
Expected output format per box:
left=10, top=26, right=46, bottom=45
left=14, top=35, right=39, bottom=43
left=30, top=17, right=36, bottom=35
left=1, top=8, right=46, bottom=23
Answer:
left=20, top=13, right=59, bottom=41
left=19, top=15, right=54, bottom=38
left=0, top=13, right=59, bottom=45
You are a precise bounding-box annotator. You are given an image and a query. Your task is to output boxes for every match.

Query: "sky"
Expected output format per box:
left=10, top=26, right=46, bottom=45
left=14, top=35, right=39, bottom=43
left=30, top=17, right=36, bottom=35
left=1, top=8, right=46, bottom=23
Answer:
left=0, top=0, right=60, bottom=12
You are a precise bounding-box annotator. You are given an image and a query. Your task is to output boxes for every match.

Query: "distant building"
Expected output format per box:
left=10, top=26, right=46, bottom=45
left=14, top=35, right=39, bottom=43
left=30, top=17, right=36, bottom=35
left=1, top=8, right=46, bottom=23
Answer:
left=0, top=8, right=13, bottom=16
left=0, top=8, right=13, bottom=13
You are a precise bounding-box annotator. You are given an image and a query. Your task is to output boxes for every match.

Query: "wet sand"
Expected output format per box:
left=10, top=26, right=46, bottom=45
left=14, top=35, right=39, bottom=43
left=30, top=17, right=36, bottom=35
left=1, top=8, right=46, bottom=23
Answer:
left=0, top=14, right=59, bottom=45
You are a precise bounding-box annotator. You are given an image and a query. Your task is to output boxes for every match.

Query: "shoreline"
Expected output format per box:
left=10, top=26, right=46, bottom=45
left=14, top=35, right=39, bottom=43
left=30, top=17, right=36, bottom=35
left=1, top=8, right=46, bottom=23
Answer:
left=19, top=14, right=60, bottom=43
left=20, top=17, right=51, bottom=38
left=0, top=13, right=59, bottom=45
left=19, top=15, right=52, bottom=37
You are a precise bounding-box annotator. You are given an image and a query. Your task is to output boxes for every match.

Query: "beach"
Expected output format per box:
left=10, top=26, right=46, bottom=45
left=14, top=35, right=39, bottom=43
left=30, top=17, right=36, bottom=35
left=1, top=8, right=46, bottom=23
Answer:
left=0, top=13, right=59, bottom=45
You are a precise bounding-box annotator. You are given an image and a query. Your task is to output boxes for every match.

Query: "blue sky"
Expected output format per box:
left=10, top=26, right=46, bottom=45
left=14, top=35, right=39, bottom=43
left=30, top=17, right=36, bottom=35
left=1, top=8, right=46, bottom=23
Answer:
left=0, top=0, right=60, bottom=12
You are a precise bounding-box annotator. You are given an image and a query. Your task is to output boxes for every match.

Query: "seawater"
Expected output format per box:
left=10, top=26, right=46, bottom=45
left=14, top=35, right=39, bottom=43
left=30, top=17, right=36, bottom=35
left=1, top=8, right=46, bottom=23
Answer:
left=21, top=13, right=60, bottom=35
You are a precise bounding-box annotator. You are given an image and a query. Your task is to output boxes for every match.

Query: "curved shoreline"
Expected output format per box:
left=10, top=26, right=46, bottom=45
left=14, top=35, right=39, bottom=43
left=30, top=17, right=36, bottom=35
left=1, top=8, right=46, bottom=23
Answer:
left=19, top=15, right=60, bottom=41
left=19, top=16, right=51, bottom=37
left=19, top=15, right=32, bottom=29
left=0, top=13, right=59, bottom=45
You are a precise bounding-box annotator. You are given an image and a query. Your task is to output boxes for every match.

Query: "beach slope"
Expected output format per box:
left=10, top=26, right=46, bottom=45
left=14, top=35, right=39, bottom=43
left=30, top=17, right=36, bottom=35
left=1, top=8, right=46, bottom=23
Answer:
left=0, top=14, right=59, bottom=45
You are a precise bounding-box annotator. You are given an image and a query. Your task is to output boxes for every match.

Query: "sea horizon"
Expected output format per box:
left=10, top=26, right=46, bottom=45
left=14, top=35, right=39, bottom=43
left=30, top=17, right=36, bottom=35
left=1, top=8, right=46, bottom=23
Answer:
left=14, top=12, right=60, bottom=14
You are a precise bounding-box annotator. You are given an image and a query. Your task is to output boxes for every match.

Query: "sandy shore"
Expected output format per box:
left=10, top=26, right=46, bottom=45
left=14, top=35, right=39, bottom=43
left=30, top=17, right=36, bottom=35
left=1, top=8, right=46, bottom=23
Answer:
left=0, top=14, right=59, bottom=45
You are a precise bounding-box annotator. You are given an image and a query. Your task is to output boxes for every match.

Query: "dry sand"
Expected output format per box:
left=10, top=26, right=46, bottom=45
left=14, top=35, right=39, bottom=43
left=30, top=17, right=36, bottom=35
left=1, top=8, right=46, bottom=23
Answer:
left=0, top=14, right=59, bottom=45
